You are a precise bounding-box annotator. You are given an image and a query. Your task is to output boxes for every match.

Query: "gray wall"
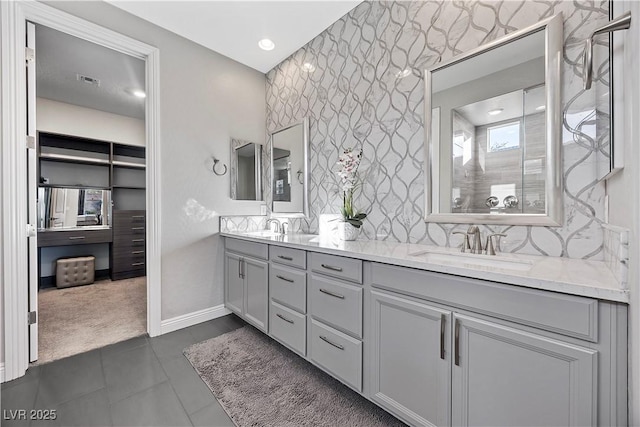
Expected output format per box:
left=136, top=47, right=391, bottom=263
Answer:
left=265, top=0, right=611, bottom=259
left=42, top=1, right=267, bottom=320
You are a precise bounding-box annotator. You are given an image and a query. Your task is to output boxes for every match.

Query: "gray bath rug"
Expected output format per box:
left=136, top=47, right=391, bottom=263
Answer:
left=184, top=325, right=405, bottom=427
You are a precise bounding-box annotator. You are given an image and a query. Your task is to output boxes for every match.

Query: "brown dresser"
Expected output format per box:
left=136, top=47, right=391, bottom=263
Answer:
left=111, top=210, right=146, bottom=280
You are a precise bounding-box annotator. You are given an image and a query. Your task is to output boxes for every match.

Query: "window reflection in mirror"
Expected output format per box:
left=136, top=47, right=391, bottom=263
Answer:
left=38, top=187, right=111, bottom=230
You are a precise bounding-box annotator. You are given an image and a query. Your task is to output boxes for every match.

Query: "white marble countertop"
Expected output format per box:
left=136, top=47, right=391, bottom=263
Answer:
left=220, top=231, right=630, bottom=303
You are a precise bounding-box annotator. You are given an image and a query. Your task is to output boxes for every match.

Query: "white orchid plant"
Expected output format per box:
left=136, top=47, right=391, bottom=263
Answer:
left=336, top=147, right=367, bottom=228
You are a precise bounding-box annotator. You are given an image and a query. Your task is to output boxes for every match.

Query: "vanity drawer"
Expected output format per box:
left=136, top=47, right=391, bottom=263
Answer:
left=225, top=238, right=268, bottom=260
left=270, top=245, right=306, bottom=269
left=270, top=265, right=306, bottom=313
left=370, top=263, right=599, bottom=342
left=310, top=274, right=362, bottom=338
left=309, top=252, right=362, bottom=284
left=309, top=319, right=362, bottom=392
left=38, top=228, right=112, bottom=247
left=269, top=301, right=306, bottom=356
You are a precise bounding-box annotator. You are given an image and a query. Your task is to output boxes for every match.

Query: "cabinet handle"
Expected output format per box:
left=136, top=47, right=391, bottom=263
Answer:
left=131, top=262, right=144, bottom=266
left=276, top=313, right=294, bottom=324
left=68, top=236, right=85, bottom=240
left=131, top=215, right=145, bottom=219
left=319, top=288, right=345, bottom=299
left=319, top=335, right=344, bottom=350
left=276, top=275, right=294, bottom=283
left=454, top=318, right=460, bottom=366
left=131, top=250, right=144, bottom=254
left=238, top=258, right=243, bottom=279
left=132, top=227, right=144, bottom=230
left=440, top=314, right=446, bottom=360
left=277, top=255, right=293, bottom=261
left=132, top=239, right=144, bottom=242
left=321, top=263, right=343, bottom=272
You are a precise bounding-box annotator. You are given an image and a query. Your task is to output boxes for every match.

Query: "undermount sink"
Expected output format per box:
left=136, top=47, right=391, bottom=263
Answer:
left=408, top=250, right=534, bottom=272
left=243, top=230, right=283, bottom=238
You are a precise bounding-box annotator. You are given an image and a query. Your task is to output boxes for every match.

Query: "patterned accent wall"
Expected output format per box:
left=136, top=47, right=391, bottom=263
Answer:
left=265, top=1, right=611, bottom=259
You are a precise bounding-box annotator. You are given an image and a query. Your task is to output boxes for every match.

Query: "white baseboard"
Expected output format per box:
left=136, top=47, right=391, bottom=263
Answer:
left=0, top=363, right=5, bottom=383
left=160, top=304, right=232, bottom=335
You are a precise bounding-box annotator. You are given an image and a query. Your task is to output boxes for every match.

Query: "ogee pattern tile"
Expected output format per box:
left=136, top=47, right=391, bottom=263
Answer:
left=264, top=0, right=611, bottom=259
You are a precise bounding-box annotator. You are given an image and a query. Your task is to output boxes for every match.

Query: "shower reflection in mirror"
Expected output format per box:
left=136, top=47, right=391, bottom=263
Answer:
left=448, top=84, right=546, bottom=215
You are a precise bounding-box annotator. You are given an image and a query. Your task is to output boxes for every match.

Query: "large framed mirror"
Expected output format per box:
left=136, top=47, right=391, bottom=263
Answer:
left=424, top=14, right=563, bottom=226
left=38, top=187, right=111, bottom=230
left=230, top=138, right=263, bottom=201
left=270, top=118, right=309, bottom=216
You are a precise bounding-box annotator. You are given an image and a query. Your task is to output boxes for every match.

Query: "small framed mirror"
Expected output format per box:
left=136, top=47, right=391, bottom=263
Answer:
left=230, top=139, right=263, bottom=201
left=424, top=14, right=563, bottom=226
left=270, top=118, right=309, bottom=216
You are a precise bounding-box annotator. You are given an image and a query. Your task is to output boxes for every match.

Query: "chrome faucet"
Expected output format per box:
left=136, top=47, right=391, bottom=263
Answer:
left=467, top=226, right=483, bottom=254
left=265, top=218, right=281, bottom=234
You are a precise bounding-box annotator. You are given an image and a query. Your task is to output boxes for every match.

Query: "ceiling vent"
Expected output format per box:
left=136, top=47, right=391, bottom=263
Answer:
left=77, top=74, right=101, bottom=87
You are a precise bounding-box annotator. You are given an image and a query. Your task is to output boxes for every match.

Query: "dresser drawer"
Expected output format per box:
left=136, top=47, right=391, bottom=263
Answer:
left=310, top=274, right=362, bottom=338
left=270, top=245, right=306, bottom=269
left=225, top=237, right=268, bottom=260
left=309, top=252, right=362, bottom=284
left=113, top=210, right=146, bottom=224
left=270, top=264, right=306, bottom=313
left=113, top=236, right=146, bottom=247
left=269, top=301, right=306, bottom=356
left=309, top=319, right=362, bottom=392
left=38, top=228, right=112, bottom=247
left=112, top=253, right=146, bottom=273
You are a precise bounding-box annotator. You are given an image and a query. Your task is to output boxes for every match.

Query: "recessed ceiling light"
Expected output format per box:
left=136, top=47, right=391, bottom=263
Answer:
left=302, top=62, right=316, bottom=73
left=487, top=108, right=504, bottom=116
left=258, top=38, right=275, bottom=51
left=132, top=90, right=146, bottom=98
left=535, top=105, right=545, bottom=111
left=395, top=68, right=411, bottom=79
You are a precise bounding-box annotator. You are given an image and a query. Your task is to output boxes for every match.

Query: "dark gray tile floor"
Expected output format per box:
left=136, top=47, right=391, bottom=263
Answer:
left=2, top=314, right=245, bottom=427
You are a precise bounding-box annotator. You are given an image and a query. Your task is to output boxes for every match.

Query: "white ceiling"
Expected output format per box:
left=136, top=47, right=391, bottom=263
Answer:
left=106, top=0, right=362, bottom=73
left=36, top=24, right=146, bottom=119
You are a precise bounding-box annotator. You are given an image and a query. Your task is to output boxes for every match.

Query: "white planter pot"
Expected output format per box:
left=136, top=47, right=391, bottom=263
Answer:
left=338, top=221, right=360, bottom=241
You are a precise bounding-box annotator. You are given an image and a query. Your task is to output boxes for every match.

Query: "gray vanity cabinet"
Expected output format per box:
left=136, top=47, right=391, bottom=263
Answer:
left=370, top=290, right=452, bottom=427
left=224, top=239, right=269, bottom=333
left=225, top=252, right=244, bottom=315
left=452, top=314, right=597, bottom=427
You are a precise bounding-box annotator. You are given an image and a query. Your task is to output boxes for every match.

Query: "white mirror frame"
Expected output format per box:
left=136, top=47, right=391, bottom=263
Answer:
left=270, top=117, right=309, bottom=217
left=424, top=13, right=563, bottom=226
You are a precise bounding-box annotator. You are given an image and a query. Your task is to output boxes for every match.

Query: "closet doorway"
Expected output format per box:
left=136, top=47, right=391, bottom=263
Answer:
left=31, top=23, right=148, bottom=364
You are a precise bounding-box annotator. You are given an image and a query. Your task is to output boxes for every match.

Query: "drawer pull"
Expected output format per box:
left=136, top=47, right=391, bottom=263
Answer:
left=132, top=239, right=144, bottom=242
left=68, top=236, right=85, bottom=240
left=132, top=227, right=144, bottom=230
left=278, top=255, right=293, bottom=261
left=319, top=288, right=345, bottom=299
left=321, top=263, right=343, bottom=272
left=319, top=335, right=344, bottom=350
left=276, top=275, right=294, bottom=283
left=131, top=262, right=145, bottom=266
left=131, top=215, right=145, bottom=219
left=276, top=313, right=294, bottom=324
left=131, top=250, right=144, bottom=254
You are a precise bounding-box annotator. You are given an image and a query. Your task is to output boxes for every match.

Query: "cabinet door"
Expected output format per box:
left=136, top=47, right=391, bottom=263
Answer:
left=225, top=252, right=244, bottom=316
left=244, top=257, right=269, bottom=332
left=370, top=290, right=452, bottom=427
left=452, top=314, right=597, bottom=427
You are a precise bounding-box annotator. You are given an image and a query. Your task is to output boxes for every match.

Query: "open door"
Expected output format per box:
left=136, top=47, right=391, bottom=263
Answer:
left=27, top=21, right=39, bottom=363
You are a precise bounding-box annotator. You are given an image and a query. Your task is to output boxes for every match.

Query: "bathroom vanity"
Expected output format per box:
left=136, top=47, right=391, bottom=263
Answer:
left=222, top=232, right=628, bottom=427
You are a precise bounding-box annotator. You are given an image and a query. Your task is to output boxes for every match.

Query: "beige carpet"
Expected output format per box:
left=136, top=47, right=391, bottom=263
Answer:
left=37, top=276, right=147, bottom=364
left=184, top=326, right=406, bottom=427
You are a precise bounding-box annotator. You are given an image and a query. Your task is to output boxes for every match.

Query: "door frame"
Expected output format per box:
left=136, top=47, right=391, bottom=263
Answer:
left=1, top=0, right=162, bottom=382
